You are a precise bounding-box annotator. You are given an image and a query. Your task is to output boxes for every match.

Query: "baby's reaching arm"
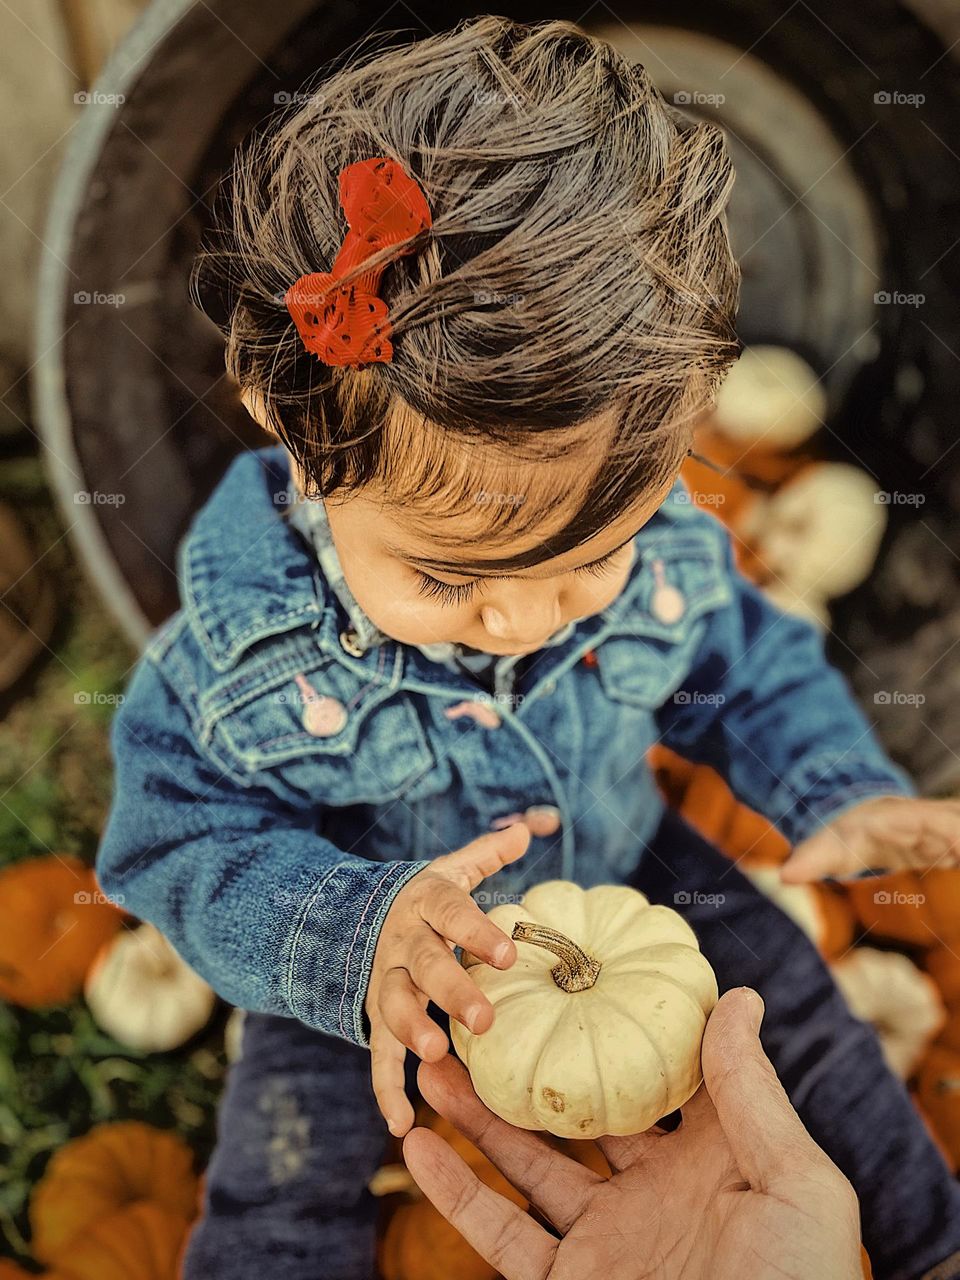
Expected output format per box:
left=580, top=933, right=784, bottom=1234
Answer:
left=97, top=650, right=526, bottom=1133
left=654, top=523, right=960, bottom=880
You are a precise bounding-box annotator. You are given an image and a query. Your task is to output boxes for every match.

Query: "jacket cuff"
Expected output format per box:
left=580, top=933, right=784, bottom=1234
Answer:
left=287, top=856, right=433, bottom=1047
left=768, top=753, right=918, bottom=851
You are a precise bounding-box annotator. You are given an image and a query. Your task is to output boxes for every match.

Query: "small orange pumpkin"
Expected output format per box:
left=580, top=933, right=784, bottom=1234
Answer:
left=846, top=873, right=938, bottom=947
left=30, top=1121, right=198, bottom=1263
left=924, top=946, right=960, bottom=1012
left=916, top=871, right=960, bottom=946
left=917, top=1043, right=960, bottom=1167
left=378, top=1108, right=527, bottom=1280
left=0, top=856, right=124, bottom=1007
left=53, top=1202, right=188, bottom=1280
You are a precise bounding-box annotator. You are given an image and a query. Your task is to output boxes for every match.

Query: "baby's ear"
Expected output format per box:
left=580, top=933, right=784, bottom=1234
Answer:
left=240, top=385, right=279, bottom=437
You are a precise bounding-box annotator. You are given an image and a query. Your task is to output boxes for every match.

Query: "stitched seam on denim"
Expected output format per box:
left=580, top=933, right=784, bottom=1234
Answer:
left=214, top=687, right=424, bottom=766
left=143, top=611, right=188, bottom=665
left=286, top=861, right=350, bottom=1020
left=597, top=623, right=710, bottom=707
left=195, top=650, right=358, bottom=748
left=201, top=645, right=332, bottom=712
left=188, top=567, right=321, bottom=669
left=346, top=645, right=388, bottom=711
left=338, top=861, right=406, bottom=1040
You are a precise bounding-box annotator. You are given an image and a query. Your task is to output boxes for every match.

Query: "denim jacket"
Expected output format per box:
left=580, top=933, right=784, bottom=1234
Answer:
left=96, top=447, right=916, bottom=1048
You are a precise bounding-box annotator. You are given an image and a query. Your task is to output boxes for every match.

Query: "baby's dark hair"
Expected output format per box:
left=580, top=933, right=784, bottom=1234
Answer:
left=193, top=14, right=741, bottom=564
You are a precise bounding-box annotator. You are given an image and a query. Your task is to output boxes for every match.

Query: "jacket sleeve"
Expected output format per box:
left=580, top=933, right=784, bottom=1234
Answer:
left=653, top=522, right=918, bottom=853
left=96, top=650, right=432, bottom=1047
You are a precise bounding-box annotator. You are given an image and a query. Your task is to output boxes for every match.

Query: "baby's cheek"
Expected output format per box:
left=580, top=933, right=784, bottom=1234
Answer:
left=566, top=565, right=633, bottom=618
left=358, top=580, right=467, bottom=646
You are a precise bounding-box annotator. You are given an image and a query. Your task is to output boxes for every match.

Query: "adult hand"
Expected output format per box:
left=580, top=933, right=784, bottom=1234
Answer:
left=402, top=987, right=862, bottom=1279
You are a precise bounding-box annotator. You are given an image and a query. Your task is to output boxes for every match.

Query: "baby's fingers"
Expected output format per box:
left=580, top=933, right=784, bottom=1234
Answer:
left=400, top=927, right=495, bottom=1034
left=370, top=1014, right=417, bottom=1138
left=379, top=966, right=449, bottom=1061
left=418, top=877, right=516, bottom=969
left=432, top=823, right=531, bottom=894
left=780, top=823, right=876, bottom=883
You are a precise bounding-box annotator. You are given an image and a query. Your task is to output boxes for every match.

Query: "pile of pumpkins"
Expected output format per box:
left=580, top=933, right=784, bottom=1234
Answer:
left=0, top=855, right=215, bottom=1276
left=655, top=345, right=960, bottom=1171
left=0, top=1121, right=202, bottom=1280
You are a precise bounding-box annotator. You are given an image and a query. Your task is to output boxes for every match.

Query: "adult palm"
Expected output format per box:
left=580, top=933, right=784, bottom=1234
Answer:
left=403, top=988, right=863, bottom=1280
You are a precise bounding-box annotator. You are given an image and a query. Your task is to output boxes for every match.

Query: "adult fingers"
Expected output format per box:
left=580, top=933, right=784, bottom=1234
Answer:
left=418, top=1055, right=599, bottom=1233
left=780, top=825, right=874, bottom=883
left=702, top=988, right=831, bottom=1189
left=403, top=1126, right=555, bottom=1280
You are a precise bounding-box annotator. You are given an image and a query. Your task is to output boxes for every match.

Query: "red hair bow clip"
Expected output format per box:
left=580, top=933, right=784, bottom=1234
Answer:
left=284, top=156, right=432, bottom=367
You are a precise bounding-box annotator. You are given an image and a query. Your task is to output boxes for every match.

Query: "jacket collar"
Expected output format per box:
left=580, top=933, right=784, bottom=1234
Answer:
left=180, top=446, right=706, bottom=677
left=181, top=447, right=328, bottom=673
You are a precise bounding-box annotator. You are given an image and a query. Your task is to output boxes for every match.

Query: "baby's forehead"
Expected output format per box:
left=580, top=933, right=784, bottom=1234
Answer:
left=373, top=461, right=666, bottom=576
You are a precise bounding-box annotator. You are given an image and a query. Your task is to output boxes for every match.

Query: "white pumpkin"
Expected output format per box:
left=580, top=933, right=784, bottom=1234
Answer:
left=738, top=463, right=887, bottom=627
left=714, top=345, right=826, bottom=448
left=84, top=923, right=216, bottom=1053
left=451, top=881, right=718, bottom=1139
left=743, top=866, right=826, bottom=947
left=831, top=947, right=945, bottom=1080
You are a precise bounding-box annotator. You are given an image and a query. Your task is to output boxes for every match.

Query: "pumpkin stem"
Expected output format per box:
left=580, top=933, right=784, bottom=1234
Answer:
left=511, top=921, right=602, bottom=992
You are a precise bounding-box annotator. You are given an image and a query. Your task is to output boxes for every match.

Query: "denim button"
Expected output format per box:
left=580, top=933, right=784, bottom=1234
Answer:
left=651, top=583, right=686, bottom=624
left=650, top=557, right=686, bottom=624
left=444, top=699, right=502, bottom=729
left=542, top=679, right=557, bottom=696
left=523, top=805, right=562, bottom=836
left=489, top=811, right=525, bottom=830
left=301, top=695, right=348, bottom=737
left=339, top=628, right=367, bottom=658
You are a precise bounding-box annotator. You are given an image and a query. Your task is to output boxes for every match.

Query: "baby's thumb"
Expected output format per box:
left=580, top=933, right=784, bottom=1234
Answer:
left=780, top=829, right=860, bottom=883
left=434, top=823, right=531, bottom=892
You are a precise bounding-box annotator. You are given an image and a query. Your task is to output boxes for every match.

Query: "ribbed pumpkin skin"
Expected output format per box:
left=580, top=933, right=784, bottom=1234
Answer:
left=452, top=881, right=718, bottom=1139
left=52, top=1202, right=189, bottom=1280
left=30, top=1121, right=198, bottom=1264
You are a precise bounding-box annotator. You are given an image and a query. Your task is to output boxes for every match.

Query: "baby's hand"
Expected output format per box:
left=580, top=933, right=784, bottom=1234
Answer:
left=364, top=823, right=531, bottom=1137
left=780, top=795, right=960, bottom=883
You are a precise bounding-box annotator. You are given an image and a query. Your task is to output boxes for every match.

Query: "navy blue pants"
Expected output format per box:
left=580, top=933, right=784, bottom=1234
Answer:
left=182, top=808, right=960, bottom=1280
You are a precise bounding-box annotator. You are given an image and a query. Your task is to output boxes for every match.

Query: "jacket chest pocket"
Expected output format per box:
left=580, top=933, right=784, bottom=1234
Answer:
left=202, top=656, right=437, bottom=805
left=596, top=540, right=733, bottom=710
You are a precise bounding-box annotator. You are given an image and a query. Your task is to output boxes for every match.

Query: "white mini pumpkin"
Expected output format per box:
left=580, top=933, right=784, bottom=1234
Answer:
left=451, top=881, right=718, bottom=1138
left=84, top=923, right=216, bottom=1053
left=714, top=345, right=826, bottom=449
left=832, top=947, right=945, bottom=1080
left=738, top=463, right=887, bottom=628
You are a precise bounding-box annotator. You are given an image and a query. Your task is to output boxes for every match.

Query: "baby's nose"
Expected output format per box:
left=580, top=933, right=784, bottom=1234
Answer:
left=481, top=596, right=561, bottom=646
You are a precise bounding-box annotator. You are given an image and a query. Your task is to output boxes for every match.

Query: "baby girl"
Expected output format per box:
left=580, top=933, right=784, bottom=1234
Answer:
left=97, top=15, right=960, bottom=1279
